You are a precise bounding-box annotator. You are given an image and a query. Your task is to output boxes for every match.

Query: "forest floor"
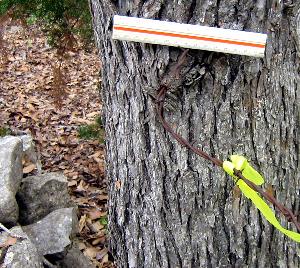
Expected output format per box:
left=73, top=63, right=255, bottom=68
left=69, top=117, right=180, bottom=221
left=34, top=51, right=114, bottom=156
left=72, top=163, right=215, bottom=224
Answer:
left=0, top=21, right=113, bottom=267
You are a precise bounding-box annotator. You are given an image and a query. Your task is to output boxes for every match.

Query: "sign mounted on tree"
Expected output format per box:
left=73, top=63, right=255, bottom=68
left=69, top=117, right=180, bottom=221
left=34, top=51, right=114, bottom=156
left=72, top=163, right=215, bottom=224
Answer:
left=112, top=15, right=267, bottom=57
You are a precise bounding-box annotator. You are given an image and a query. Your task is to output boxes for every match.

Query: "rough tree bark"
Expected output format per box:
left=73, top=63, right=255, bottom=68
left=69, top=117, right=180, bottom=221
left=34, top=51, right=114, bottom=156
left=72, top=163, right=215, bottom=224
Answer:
left=89, top=1, right=300, bottom=267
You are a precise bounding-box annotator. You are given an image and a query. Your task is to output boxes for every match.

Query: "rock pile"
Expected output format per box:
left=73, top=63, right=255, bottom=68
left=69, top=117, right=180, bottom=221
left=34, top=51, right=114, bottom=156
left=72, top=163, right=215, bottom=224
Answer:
left=0, top=135, right=93, bottom=268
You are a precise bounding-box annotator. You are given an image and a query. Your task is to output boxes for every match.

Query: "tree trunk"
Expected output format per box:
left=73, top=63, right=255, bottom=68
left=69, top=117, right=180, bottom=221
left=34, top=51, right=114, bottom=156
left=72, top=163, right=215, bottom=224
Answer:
left=89, top=1, right=300, bottom=267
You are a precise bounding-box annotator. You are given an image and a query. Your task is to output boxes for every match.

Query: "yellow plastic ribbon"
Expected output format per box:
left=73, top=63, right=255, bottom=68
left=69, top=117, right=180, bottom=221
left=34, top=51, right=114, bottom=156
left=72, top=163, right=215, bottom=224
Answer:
left=223, top=155, right=300, bottom=243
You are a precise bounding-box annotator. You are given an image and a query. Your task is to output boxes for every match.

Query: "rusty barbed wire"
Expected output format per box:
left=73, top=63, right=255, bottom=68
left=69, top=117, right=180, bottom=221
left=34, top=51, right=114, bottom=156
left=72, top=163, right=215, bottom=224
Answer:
left=155, top=84, right=300, bottom=233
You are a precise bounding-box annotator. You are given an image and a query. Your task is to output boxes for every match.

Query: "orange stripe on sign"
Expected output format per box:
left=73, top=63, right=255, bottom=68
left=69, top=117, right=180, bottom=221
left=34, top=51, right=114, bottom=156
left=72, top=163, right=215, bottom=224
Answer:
left=114, top=26, right=265, bottom=48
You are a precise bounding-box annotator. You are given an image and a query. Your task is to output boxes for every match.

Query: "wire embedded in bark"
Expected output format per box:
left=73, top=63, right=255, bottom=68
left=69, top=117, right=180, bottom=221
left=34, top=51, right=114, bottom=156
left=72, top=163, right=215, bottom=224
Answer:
left=155, top=84, right=300, bottom=241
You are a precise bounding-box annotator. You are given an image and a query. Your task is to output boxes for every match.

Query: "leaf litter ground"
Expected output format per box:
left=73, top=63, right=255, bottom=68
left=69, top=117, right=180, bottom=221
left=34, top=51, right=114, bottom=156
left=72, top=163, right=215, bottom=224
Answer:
left=0, top=21, right=114, bottom=267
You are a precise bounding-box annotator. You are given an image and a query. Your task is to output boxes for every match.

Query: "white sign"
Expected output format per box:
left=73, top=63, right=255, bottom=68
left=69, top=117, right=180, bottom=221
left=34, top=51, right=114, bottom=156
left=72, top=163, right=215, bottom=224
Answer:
left=113, top=15, right=267, bottom=58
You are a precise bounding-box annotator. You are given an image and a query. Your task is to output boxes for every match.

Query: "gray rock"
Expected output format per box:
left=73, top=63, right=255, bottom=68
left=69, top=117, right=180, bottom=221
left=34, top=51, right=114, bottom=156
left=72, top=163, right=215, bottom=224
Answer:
left=0, top=136, right=23, bottom=224
left=0, top=226, right=43, bottom=268
left=57, top=244, right=94, bottom=268
left=19, top=135, right=38, bottom=164
left=23, top=207, right=78, bottom=256
left=16, top=172, right=75, bottom=225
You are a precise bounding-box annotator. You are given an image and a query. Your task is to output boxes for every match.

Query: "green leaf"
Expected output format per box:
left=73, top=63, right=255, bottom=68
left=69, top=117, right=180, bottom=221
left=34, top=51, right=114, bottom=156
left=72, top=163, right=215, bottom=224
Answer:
left=99, top=216, right=108, bottom=226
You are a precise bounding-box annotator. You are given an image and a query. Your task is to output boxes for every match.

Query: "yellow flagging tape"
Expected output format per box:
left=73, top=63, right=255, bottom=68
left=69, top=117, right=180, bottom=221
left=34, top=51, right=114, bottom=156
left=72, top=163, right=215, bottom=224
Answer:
left=223, top=155, right=300, bottom=243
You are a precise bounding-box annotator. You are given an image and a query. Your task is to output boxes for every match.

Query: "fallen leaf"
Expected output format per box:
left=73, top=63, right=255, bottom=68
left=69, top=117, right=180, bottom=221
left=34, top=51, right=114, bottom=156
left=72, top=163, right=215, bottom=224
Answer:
left=76, top=180, right=86, bottom=192
left=78, top=214, right=87, bottom=232
left=88, top=209, right=106, bottom=220
left=67, top=180, right=77, bottom=187
left=96, top=247, right=108, bottom=261
left=86, top=111, right=99, bottom=118
left=101, top=253, right=109, bottom=264
left=70, top=117, right=93, bottom=124
left=90, top=221, right=104, bottom=233
left=0, top=236, right=17, bottom=248
left=84, top=247, right=99, bottom=259
left=92, top=235, right=106, bottom=246
left=98, top=194, right=108, bottom=201
left=23, top=163, right=36, bottom=174
left=78, top=242, right=86, bottom=251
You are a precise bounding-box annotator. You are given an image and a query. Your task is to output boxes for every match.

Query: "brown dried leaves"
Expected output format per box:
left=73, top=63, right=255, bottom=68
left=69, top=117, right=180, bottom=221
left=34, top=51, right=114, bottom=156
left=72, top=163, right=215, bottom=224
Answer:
left=0, top=22, right=114, bottom=267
